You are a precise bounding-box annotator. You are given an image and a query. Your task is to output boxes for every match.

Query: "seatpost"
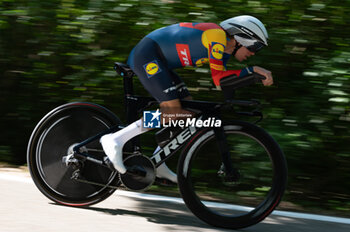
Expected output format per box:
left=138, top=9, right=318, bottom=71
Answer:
left=123, top=75, right=137, bottom=124
left=123, top=74, right=141, bottom=152
left=113, top=62, right=137, bottom=123
left=123, top=75, right=134, bottom=95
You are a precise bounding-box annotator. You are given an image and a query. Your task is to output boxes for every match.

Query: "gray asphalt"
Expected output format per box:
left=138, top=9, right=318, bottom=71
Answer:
left=0, top=168, right=349, bottom=232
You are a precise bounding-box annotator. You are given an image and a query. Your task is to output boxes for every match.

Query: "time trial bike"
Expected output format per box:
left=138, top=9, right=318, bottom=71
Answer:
left=27, top=62, right=287, bottom=229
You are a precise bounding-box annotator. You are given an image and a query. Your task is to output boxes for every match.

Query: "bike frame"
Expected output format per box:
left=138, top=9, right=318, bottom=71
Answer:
left=71, top=64, right=262, bottom=172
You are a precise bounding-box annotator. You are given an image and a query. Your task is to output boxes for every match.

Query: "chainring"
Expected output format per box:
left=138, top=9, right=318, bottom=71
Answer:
left=120, top=154, right=155, bottom=191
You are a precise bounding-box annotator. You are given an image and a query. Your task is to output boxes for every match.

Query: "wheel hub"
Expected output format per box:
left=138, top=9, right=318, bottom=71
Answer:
left=62, top=143, right=88, bottom=167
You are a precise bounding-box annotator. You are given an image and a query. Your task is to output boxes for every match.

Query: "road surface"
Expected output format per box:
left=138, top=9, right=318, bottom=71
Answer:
left=0, top=168, right=349, bottom=232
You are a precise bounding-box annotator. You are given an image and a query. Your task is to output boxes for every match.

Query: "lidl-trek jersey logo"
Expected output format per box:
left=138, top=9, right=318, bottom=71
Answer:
left=211, top=42, right=224, bottom=60
left=176, top=44, right=193, bottom=67
left=195, top=58, right=209, bottom=67
left=144, top=60, right=161, bottom=78
left=143, top=109, right=161, bottom=128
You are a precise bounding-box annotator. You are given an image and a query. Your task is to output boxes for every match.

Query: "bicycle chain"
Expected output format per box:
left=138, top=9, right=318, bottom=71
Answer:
left=69, top=150, right=143, bottom=191
left=73, top=177, right=121, bottom=190
left=71, top=170, right=122, bottom=190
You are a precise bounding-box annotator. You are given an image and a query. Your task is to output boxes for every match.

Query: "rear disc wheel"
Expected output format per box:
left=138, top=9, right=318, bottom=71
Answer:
left=27, top=102, right=122, bottom=206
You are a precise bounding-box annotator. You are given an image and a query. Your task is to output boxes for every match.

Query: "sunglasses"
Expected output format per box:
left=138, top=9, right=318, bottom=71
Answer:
left=246, top=41, right=265, bottom=53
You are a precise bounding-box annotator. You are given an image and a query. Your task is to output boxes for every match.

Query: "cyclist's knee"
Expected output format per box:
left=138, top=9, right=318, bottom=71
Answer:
left=160, top=99, right=194, bottom=123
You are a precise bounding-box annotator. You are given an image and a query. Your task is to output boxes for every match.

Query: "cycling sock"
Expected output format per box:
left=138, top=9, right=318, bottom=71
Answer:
left=100, top=119, right=149, bottom=174
left=154, top=146, right=178, bottom=183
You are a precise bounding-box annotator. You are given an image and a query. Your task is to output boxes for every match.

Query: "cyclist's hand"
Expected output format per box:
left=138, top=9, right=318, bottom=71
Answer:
left=253, top=66, right=273, bottom=86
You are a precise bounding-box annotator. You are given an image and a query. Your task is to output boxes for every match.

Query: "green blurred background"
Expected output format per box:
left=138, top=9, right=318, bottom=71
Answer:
left=0, top=0, right=349, bottom=216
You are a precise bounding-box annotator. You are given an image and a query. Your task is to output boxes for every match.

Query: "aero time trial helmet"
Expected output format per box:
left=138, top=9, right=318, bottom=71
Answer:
left=220, top=15, right=268, bottom=53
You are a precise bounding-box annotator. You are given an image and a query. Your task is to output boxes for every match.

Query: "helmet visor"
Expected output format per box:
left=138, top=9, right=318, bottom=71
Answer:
left=246, top=41, right=265, bottom=53
left=234, top=35, right=266, bottom=53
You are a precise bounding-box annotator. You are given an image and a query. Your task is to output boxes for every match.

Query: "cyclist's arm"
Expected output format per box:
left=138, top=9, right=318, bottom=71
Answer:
left=204, top=29, right=254, bottom=86
left=210, top=63, right=254, bottom=86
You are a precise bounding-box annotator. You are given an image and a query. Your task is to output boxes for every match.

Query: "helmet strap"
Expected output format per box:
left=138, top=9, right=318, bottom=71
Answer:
left=232, top=43, right=242, bottom=56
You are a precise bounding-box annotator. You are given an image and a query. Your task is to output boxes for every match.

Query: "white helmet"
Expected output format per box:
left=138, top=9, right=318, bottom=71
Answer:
left=220, top=15, right=268, bottom=53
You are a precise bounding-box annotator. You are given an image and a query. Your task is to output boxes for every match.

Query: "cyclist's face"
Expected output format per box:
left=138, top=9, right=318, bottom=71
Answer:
left=234, top=45, right=255, bottom=62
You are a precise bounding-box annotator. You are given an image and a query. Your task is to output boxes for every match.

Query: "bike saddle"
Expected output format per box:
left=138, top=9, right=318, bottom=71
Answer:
left=114, top=62, right=135, bottom=78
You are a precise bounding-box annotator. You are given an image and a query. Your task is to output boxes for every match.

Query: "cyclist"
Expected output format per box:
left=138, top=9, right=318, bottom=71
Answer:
left=100, top=15, right=273, bottom=184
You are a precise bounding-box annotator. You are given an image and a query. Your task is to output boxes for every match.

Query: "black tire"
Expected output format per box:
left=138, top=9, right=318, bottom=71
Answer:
left=27, top=102, right=122, bottom=206
left=177, top=121, right=287, bottom=229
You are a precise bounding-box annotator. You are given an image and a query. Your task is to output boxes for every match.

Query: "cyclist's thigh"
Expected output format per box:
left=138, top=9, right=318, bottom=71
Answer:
left=130, top=38, right=181, bottom=102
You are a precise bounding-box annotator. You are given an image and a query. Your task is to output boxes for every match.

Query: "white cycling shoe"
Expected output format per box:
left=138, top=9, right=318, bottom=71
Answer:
left=100, top=119, right=178, bottom=184
left=100, top=119, right=148, bottom=174
left=156, top=163, right=178, bottom=184
left=100, top=134, right=126, bottom=173
left=153, top=146, right=178, bottom=184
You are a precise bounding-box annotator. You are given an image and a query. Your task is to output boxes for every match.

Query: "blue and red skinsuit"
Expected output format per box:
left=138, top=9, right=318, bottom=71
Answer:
left=128, top=23, right=253, bottom=102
